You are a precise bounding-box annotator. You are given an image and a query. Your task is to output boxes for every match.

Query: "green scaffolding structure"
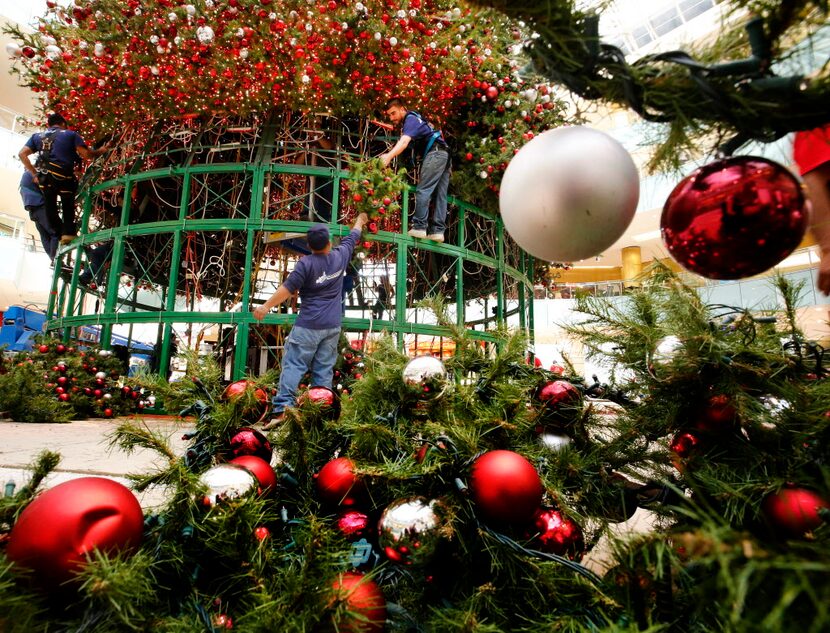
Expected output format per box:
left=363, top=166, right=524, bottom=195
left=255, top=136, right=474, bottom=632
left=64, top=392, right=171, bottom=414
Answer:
left=46, top=113, right=534, bottom=379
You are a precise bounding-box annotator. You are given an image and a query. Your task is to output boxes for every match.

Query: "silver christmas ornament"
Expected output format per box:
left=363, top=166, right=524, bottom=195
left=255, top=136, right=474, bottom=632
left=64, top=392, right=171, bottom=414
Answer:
left=378, top=497, right=448, bottom=566
left=499, top=126, right=639, bottom=262
left=95, top=371, right=107, bottom=380
left=97, top=349, right=112, bottom=357
left=198, top=464, right=258, bottom=507
left=652, top=335, right=683, bottom=366
left=402, top=356, right=449, bottom=402
left=538, top=432, right=572, bottom=452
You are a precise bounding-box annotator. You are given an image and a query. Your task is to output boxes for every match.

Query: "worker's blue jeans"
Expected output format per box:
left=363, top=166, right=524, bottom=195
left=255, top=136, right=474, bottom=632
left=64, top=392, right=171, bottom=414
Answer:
left=271, top=325, right=340, bottom=414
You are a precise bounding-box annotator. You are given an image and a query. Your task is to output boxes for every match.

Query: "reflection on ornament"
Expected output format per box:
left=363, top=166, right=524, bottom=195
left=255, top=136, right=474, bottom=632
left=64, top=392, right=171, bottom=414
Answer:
left=526, top=506, right=584, bottom=558
left=402, top=355, right=448, bottom=402
left=661, top=156, right=806, bottom=280
left=378, top=497, right=447, bottom=566
left=538, top=432, right=572, bottom=452
left=336, top=510, right=371, bottom=541
left=500, top=126, right=639, bottom=261
left=198, top=464, right=258, bottom=507
left=228, top=427, right=273, bottom=462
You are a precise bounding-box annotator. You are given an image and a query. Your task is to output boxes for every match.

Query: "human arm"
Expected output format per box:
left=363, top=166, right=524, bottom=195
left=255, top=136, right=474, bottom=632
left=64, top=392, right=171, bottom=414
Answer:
left=805, top=163, right=830, bottom=295
left=252, top=284, right=294, bottom=321
left=77, top=143, right=108, bottom=160
left=379, top=135, right=411, bottom=168
left=18, top=146, right=38, bottom=181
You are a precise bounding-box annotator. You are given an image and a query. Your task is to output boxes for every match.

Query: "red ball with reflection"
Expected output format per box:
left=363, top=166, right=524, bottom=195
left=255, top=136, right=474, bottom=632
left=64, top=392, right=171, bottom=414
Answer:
left=299, top=385, right=340, bottom=419
left=229, top=455, right=277, bottom=493
left=526, top=506, right=584, bottom=558
left=470, top=450, right=543, bottom=524
left=336, top=509, right=372, bottom=541
left=6, top=477, right=144, bottom=587
left=228, top=427, right=273, bottom=462
left=661, top=156, right=806, bottom=280
left=316, top=457, right=365, bottom=506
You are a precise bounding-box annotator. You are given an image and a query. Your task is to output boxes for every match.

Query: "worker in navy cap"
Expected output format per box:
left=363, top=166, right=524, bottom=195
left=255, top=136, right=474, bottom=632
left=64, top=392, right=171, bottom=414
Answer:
left=253, top=213, right=368, bottom=429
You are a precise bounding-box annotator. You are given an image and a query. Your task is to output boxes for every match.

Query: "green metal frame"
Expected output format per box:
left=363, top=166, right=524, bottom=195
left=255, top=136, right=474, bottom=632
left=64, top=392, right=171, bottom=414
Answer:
left=47, top=118, right=534, bottom=379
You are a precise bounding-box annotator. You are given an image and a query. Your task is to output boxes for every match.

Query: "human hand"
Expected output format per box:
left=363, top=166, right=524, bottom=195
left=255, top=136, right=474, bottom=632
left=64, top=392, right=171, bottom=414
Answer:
left=379, top=153, right=391, bottom=168
left=355, top=212, right=369, bottom=229
left=252, top=305, right=269, bottom=321
left=818, top=252, right=830, bottom=296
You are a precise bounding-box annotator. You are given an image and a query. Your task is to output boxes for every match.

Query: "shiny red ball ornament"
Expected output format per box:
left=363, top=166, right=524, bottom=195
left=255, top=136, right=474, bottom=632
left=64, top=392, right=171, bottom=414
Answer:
left=221, top=379, right=268, bottom=424
left=254, top=526, right=271, bottom=541
left=661, top=156, right=807, bottom=279
left=669, top=430, right=702, bottom=459
left=299, top=385, right=340, bottom=419
left=537, top=380, right=581, bottom=410
left=56, top=344, right=66, bottom=353
left=38, top=344, right=49, bottom=353
left=470, top=450, right=543, bottom=524
left=228, top=427, right=273, bottom=462
left=6, top=477, right=144, bottom=586
left=762, top=487, right=829, bottom=538
left=331, top=571, right=386, bottom=633
left=336, top=509, right=371, bottom=541
left=549, top=364, right=565, bottom=375
left=229, top=455, right=277, bottom=493
left=103, top=408, right=114, bottom=418
left=526, top=506, right=584, bottom=558
left=315, top=457, right=365, bottom=506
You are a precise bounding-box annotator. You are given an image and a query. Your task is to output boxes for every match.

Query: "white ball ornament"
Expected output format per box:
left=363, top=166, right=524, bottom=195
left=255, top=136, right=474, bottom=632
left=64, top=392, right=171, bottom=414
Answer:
left=196, top=26, right=215, bottom=44
left=5, top=42, right=22, bottom=57
left=499, top=126, right=639, bottom=262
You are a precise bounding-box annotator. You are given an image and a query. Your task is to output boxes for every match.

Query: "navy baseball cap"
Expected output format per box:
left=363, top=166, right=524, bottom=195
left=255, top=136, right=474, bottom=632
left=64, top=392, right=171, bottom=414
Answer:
left=307, top=224, right=330, bottom=250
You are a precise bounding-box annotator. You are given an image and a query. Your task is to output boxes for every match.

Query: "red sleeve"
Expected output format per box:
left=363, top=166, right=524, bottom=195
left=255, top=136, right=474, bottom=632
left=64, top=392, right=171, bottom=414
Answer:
left=793, top=124, right=830, bottom=176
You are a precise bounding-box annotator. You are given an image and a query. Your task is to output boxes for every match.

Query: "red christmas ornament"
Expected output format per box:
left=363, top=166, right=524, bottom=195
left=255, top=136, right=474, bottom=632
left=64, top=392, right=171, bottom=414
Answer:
left=315, top=457, right=365, bottom=506
left=526, top=506, right=584, bottom=558
left=695, top=394, right=738, bottom=432
left=6, top=477, right=143, bottom=586
left=762, top=487, right=829, bottom=538
left=221, top=379, right=268, bottom=424
left=254, top=526, right=271, bottom=540
left=228, top=427, right=273, bottom=462
left=661, top=156, right=807, bottom=279
left=38, top=344, right=49, bottom=353
left=470, top=450, right=543, bottom=524
left=537, top=380, right=581, bottom=411
left=549, top=364, right=565, bottom=375
left=669, top=430, right=702, bottom=459
left=103, top=408, right=114, bottom=417
left=229, top=455, right=277, bottom=493
left=330, top=571, right=386, bottom=633
left=300, top=385, right=338, bottom=408
left=335, top=509, right=371, bottom=541
left=56, top=344, right=66, bottom=353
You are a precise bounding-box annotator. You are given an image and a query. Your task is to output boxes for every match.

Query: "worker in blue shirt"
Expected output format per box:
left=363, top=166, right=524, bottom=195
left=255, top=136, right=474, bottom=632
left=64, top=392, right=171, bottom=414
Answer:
left=380, top=98, right=451, bottom=243
left=19, top=171, right=58, bottom=260
left=253, top=213, right=368, bottom=429
left=18, top=113, right=107, bottom=245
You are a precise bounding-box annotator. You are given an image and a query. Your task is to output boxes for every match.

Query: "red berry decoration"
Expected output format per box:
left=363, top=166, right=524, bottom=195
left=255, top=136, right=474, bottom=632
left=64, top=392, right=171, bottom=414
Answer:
left=6, top=477, right=144, bottom=586
left=229, top=455, right=277, bottom=493
left=526, top=506, right=584, bottom=558
left=762, top=487, right=829, bottom=539
left=221, top=379, right=269, bottom=424
left=470, top=450, right=543, bottom=524
left=330, top=571, right=386, bottom=633
left=228, top=427, right=273, bottom=462
left=315, top=457, right=365, bottom=507
left=661, top=156, right=807, bottom=279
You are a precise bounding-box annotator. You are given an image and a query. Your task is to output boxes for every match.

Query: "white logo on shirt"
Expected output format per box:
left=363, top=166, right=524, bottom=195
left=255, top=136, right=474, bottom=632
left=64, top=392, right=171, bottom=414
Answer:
left=315, top=269, right=344, bottom=284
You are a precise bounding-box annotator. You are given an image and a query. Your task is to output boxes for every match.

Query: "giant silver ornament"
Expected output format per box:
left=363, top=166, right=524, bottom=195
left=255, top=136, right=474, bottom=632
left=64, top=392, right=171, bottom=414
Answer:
left=652, top=335, right=684, bottom=367
left=402, top=355, right=449, bottom=402
left=378, top=497, right=448, bottom=566
left=499, top=126, right=639, bottom=262
left=198, top=464, right=258, bottom=507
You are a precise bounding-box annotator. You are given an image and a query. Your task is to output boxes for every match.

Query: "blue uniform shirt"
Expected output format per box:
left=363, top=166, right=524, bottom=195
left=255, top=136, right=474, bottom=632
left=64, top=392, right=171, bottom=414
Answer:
left=284, top=228, right=361, bottom=330
left=19, top=171, right=44, bottom=208
left=25, top=127, right=87, bottom=170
